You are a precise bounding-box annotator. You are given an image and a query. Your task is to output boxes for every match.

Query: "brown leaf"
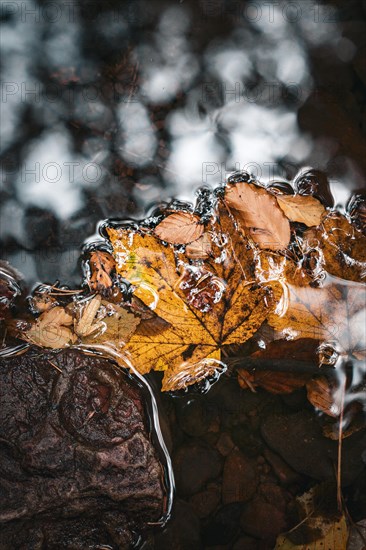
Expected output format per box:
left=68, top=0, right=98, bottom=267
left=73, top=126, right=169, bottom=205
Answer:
left=185, top=232, right=212, bottom=259
left=83, top=302, right=140, bottom=347
left=88, top=251, right=115, bottom=292
left=268, top=275, right=366, bottom=361
left=303, top=212, right=366, bottom=282
left=224, top=181, right=291, bottom=250
left=39, top=306, right=73, bottom=326
left=74, top=295, right=102, bottom=337
left=306, top=377, right=340, bottom=417
left=238, top=369, right=310, bottom=394
left=237, top=340, right=316, bottom=394
left=24, top=306, right=75, bottom=349
left=275, top=194, right=326, bottom=226
left=154, top=212, right=204, bottom=244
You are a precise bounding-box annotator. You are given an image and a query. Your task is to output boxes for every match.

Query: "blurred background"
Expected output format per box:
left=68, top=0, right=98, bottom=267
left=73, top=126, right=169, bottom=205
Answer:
left=1, top=0, right=366, bottom=288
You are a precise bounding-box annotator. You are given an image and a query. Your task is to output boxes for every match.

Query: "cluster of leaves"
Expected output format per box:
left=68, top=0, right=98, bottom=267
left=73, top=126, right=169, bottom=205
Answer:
left=7, top=175, right=366, bottom=409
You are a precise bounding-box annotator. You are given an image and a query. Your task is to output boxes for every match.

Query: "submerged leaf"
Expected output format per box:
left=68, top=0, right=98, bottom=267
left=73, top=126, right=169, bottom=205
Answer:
left=275, top=484, right=348, bottom=549
left=275, top=516, right=348, bottom=549
left=154, top=211, right=204, bottom=244
left=306, top=377, right=341, bottom=417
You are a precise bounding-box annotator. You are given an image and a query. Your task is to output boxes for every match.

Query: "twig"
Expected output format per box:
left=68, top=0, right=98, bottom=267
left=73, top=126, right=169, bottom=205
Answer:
left=337, top=375, right=346, bottom=512
left=47, top=360, right=62, bottom=373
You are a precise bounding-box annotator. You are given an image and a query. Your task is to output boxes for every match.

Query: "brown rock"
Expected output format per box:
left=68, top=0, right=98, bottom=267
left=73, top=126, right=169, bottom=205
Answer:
left=263, top=448, right=302, bottom=486
left=240, top=496, right=288, bottom=542
left=261, top=411, right=366, bottom=485
left=259, top=482, right=290, bottom=512
left=173, top=441, right=223, bottom=496
left=189, top=484, right=221, bottom=518
left=222, top=449, right=258, bottom=504
left=0, top=348, right=168, bottom=548
left=216, top=432, right=235, bottom=456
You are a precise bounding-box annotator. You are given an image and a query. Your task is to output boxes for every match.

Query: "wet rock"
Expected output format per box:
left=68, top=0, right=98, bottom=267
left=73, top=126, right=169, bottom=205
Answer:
left=210, top=379, right=263, bottom=422
left=258, top=482, right=291, bottom=513
left=189, top=483, right=221, bottom=518
left=202, top=503, right=243, bottom=546
left=231, top=424, right=264, bottom=457
left=261, top=411, right=366, bottom=485
left=263, top=449, right=302, bottom=486
left=232, top=535, right=258, bottom=550
left=173, top=441, right=223, bottom=496
left=0, top=348, right=167, bottom=548
left=216, top=432, right=235, bottom=456
left=176, top=397, right=213, bottom=437
left=222, top=449, right=258, bottom=504
left=153, top=500, right=201, bottom=550
left=240, top=496, right=288, bottom=543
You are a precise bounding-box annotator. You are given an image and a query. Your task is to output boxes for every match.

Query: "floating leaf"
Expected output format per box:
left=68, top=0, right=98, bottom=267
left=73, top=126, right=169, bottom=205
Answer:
left=304, top=212, right=366, bottom=282
left=268, top=275, right=366, bottom=361
left=224, top=181, right=291, bottom=250
left=24, top=306, right=75, bottom=349
left=107, top=208, right=273, bottom=390
left=275, top=194, right=326, bottom=226
left=88, top=250, right=115, bottom=292
left=154, top=211, right=204, bottom=244
left=83, top=302, right=140, bottom=347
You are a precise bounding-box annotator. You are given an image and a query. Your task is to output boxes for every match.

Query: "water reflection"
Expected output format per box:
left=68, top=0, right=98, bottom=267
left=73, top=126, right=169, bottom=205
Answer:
left=0, top=0, right=365, bottom=289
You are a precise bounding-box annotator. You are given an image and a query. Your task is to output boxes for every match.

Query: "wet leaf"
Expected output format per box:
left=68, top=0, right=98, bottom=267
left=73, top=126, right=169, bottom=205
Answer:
left=88, top=250, right=115, bottom=292
left=322, top=415, right=365, bottom=440
left=74, top=295, right=103, bottom=337
left=224, top=181, right=291, bottom=250
left=268, top=275, right=366, bottom=363
left=107, top=211, right=273, bottom=390
left=275, top=194, right=326, bottom=226
left=154, top=211, right=204, bottom=244
left=275, top=516, right=348, bottom=549
left=238, top=369, right=310, bottom=394
left=83, top=302, right=140, bottom=347
left=306, top=377, right=340, bottom=417
left=275, top=484, right=348, bottom=549
left=24, top=306, right=76, bottom=349
left=304, top=212, right=366, bottom=282
left=161, top=351, right=224, bottom=392
left=185, top=232, right=212, bottom=259
left=237, top=340, right=316, bottom=393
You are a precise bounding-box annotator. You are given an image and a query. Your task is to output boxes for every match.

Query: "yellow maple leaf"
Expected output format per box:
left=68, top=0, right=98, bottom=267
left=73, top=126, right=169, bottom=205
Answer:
left=107, top=207, right=273, bottom=390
